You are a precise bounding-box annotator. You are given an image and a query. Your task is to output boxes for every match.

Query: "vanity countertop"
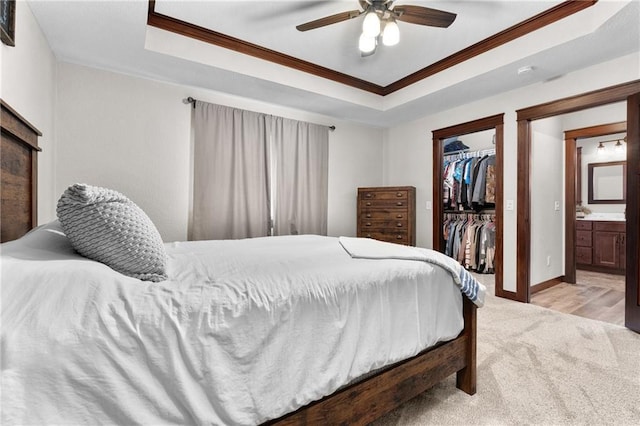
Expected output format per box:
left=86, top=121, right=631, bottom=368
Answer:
left=577, top=213, right=625, bottom=222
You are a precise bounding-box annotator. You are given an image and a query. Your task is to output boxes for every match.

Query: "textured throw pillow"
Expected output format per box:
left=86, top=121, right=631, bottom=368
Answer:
left=56, top=183, right=168, bottom=282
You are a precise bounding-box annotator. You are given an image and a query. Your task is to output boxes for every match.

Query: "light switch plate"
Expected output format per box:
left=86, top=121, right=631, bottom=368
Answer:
left=506, top=200, right=514, bottom=211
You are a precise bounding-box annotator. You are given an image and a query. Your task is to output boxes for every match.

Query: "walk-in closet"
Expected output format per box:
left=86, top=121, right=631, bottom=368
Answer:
left=442, top=133, right=497, bottom=275
left=432, top=114, right=504, bottom=295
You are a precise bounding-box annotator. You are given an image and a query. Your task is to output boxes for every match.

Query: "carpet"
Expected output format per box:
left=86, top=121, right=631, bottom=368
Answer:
left=373, top=275, right=640, bottom=425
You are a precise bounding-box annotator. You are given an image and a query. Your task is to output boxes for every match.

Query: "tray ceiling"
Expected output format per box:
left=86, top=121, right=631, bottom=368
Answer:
left=27, top=1, right=640, bottom=127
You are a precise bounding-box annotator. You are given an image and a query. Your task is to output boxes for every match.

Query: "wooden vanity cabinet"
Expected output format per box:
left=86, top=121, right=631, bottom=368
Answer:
left=576, top=220, right=626, bottom=274
left=593, top=222, right=626, bottom=271
left=575, top=220, right=593, bottom=265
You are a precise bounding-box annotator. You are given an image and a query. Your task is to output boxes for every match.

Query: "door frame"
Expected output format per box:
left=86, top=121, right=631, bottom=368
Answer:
left=432, top=113, right=505, bottom=297
left=515, top=80, right=640, bottom=332
left=564, top=121, right=626, bottom=284
left=626, top=93, right=640, bottom=332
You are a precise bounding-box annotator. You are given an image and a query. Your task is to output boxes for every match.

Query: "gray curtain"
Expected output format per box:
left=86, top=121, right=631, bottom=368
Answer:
left=270, top=117, right=329, bottom=236
left=192, top=102, right=270, bottom=240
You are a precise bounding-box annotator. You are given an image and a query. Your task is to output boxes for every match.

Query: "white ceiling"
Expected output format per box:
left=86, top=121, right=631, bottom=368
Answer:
left=153, top=0, right=563, bottom=86
left=27, top=0, right=640, bottom=127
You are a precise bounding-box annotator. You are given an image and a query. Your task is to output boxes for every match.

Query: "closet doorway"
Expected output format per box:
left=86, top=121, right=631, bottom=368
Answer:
left=516, top=80, right=640, bottom=333
left=432, top=114, right=504, bottom=296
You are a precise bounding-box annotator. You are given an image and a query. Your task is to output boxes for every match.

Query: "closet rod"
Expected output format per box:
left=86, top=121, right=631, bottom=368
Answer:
left=182, top=97, right=335, bottom=131
left=444, top=148, right=495, bottom=159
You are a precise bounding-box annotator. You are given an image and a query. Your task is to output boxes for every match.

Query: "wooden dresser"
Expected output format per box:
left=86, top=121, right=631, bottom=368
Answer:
left=357, top=186, right=416, bottom=246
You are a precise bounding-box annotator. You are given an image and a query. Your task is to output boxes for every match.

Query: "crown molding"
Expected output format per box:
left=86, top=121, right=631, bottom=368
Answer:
left=147, top=0, right=597, bottom=97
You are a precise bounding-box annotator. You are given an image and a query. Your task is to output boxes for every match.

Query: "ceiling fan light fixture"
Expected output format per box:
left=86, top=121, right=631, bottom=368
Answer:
left=382, top=20, right=400, bottom=46
left=362, top=10, right=381, bottom=37
left=359, top=33, right=376, bottom=53
left=295, top=1, right=456, bottom=57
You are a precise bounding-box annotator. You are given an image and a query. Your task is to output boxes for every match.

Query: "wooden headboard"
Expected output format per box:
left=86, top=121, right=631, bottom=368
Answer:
left=1, top=100, right=42, bottom=243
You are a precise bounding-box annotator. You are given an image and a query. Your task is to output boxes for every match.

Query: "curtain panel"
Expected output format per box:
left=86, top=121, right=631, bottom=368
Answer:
left=192, top=102, right=270, bottom=240
left=270, top=117, right=329, bottom=236
left=192, top=101, right=329, bottom=240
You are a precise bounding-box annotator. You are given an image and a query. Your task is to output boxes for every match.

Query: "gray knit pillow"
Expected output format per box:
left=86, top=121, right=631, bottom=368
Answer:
left=56, top=184, right=168, bottom=282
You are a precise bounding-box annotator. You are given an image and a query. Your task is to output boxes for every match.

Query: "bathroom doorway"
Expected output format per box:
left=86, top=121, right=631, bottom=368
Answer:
left=516, top=81, right=640, bottom=333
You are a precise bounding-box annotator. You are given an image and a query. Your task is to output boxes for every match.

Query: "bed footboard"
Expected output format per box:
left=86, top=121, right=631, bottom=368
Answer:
left=456, top=296, right=477, bottom=395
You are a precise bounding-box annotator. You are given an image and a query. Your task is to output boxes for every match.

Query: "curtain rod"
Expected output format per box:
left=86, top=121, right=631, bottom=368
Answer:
left=183, top=97, right=335, bottom=131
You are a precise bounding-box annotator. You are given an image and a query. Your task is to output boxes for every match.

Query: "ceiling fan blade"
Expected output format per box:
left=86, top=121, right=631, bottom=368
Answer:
left=393, top=5, right=456, bottom=28
left=296, top=9, right=363, bottom=32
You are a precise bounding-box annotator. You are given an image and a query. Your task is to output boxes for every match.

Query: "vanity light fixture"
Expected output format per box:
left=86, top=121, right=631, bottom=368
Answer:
left=595, top=136, right=626, bottom=156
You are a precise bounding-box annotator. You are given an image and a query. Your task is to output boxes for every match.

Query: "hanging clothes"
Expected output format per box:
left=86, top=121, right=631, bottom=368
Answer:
left=442, top=213, right=496, bottom=274
left=443, top=149, right=496, bottom=212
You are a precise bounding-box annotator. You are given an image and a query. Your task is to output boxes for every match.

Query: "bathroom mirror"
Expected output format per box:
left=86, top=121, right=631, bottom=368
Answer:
left=588, top=160, right=626, bottom=204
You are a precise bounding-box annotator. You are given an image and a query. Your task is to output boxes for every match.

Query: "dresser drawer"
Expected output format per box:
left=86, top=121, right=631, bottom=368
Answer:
left=360, top=211, right=407, bottom=220
left=576, top=246, right=592, bottom=265
left=359, top=190, right=408, bottom=201
left=360, top=219, right=408, bottom=230
left=576, top=220, right=592, bottom=230
left=576, top=230, right=592, bottom=247
left=359, top=199, right=410, bottom=210
left=594, top=221, right=625, bottom=233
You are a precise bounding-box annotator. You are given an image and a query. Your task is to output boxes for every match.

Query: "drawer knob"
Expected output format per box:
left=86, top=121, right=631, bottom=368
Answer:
left=366, top=234, right=372, bottom=238
left=396, top=214, right=403, bottom=219
left=396, top=202, right=403, bottom=206
left=366, top=214, right=372, bottom=218
left=365, top=222, right=371, bottom=227
left=366, top=202, right=372, bottom=206
left=396, top=235, right=403, bottom=240
left=396, top=222, right=403, bottom=227
left=396, top=192, right=403, bottom=197
left=365, top=193, right=372, bottom=198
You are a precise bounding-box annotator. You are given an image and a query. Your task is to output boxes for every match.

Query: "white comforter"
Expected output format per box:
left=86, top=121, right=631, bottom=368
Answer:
left=1, top=221, right=474, bottom=425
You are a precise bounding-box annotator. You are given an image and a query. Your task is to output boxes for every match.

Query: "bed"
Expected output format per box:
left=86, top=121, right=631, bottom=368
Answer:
left=0, top=105, right=483, bottom=425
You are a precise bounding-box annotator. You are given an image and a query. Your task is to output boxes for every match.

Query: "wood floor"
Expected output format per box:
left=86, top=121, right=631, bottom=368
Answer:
left=530, top=270, right=625, bottom=326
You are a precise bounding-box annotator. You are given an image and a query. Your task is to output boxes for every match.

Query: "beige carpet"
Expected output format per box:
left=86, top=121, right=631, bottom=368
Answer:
left=373, top=274, right=640, bottom=425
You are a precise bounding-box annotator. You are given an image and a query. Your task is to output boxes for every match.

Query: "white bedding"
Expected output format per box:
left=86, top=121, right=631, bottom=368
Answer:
left=1, top=222, right=474, bottom=425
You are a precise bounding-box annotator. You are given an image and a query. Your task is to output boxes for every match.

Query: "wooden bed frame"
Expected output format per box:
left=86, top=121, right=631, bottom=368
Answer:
left=269, top=298, right=476, bottom=424
left=1, top=100, right=42, bottom=243
left=0, top=101, right=477, bottom=425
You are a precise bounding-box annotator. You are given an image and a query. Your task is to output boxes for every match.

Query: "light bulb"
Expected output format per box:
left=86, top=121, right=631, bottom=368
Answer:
left=382, top=20, right=400, bottom=46
left=359, top=33, right=376, bottom=53
left=614, top=140, right=625, bottom=154
left=362, top=11, right=380, bottom=37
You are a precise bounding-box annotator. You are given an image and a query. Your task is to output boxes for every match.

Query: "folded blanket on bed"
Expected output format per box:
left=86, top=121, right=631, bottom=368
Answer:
left=339, top=236, right=486, bottom=307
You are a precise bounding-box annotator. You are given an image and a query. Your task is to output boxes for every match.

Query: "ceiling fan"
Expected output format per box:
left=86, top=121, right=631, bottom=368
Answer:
left=296, top=0, right=457, bottom=56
